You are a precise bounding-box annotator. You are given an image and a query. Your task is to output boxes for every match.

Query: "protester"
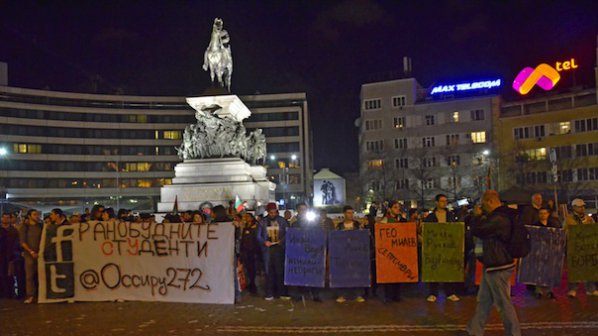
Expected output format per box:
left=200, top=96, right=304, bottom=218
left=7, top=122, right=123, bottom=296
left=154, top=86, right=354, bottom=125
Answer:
left=380, top=200, right=406, bottom=303
left=192, top=211, right=205, bottom=223
left=90, top=204, right=105, bottom=221
left=319, top=209, right=335, bottom=231
left=335, top=205, right=366, bottom=303
left=240, top=212, right=259, bottom=294
left=467, top=190, right=521, bottom=336
left=463, top=204, right=482, bottom=294
left=530, top=208, right=560, bottom=299
left=283, top=210, right=292, bottom=222
left=424, top=194, right=460, bottom=302
left=564, top=198, right=597, bottom=298
left=227, top=200, right=238, bottom=217
left=520, top=193, right=543, bottom=226
left=546, top=198, right=560, bottom=220
left=257, top=202, right=289, bottom=301
left=0, top=212, right=20, bottom=298
left=18, top=209, right=43, bottom=304
left=291, top=202, right=323, bottom=302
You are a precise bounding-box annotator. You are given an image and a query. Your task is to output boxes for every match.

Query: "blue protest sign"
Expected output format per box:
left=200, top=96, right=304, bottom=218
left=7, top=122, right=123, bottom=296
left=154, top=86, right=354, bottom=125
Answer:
left=329, top=230, right=371, bottom=288
left=518, top=226, right=565, bottom=287
left=284, top=228, right=327, bottom=287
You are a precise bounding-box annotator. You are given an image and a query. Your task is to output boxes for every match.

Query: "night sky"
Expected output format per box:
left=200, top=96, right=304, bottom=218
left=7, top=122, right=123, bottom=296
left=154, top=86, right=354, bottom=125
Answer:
left=1, top=1, right=597, bottom=174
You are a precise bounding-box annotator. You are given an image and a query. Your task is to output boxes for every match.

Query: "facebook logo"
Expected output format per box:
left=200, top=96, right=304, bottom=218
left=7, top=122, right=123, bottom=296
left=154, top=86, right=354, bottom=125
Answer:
left=43, top=225, right=75, bottom=299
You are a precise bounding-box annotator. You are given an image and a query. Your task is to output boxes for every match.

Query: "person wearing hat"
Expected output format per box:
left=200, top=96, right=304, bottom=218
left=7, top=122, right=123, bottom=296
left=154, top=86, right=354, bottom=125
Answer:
left=257, top=202, right=290, bottom=300
left=564, top=198, right=597, bottom=298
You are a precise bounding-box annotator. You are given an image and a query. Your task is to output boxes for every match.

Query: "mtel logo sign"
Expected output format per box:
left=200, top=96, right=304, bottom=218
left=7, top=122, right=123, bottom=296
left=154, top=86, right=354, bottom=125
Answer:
left=512, top=58, right=578, bottom=95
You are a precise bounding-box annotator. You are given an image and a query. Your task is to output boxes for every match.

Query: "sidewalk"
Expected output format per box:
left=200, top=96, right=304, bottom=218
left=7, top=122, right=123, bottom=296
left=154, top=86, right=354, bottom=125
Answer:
left=1, top=283, right=597, bottom=335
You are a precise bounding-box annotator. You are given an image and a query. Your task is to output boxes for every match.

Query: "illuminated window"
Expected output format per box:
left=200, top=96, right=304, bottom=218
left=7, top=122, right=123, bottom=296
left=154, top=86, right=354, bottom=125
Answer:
left=277, top=161, right=286, bottom=169
left=124, top=162, right=151, bottom=172
left=471, top=132, right=486, bottom=143
left=368, top=160, right=383, bottom=169
left=158, top=178, right=172, bottom=186
left=447, top=155, right=460, bottom=166
left=451, top=112, right=459, bottom=123
left=163, top=131, right=182, bottom=139
left=393, top=117, right=406, bottom=129
left=128, top=115, right=148, bottom=123
left=522, top=148, right=547, bottom=160
left=13, top=143, right=42, bottom=154
left=559, top=121, right=571, bottom=134
left=137, top=180, right=152, bottom=188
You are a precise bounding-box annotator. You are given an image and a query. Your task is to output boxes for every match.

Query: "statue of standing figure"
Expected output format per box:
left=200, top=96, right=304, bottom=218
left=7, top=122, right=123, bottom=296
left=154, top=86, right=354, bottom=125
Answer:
left=203, top=18, right=233, bottom=91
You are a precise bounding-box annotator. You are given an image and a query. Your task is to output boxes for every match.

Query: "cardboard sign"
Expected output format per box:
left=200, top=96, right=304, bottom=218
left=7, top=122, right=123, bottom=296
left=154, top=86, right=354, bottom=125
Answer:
left=284, top=228, right=326, bottom=287
left=38, top=221, right=235, bottom=304
left=519, top=226, right=565, bottom=287
left=422, top=223, right=464, bottom=282
left=328, top=230, right=371, bottom=288
left=375, top=222, right=418, bottom=283
left=567, top=224, right=598, bottom=282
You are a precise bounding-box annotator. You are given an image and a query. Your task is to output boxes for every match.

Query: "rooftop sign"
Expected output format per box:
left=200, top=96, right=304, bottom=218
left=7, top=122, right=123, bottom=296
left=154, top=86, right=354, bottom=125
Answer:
left=430, top=79, right=502, bottom=95
left=512, top=58, right=577, bottom=95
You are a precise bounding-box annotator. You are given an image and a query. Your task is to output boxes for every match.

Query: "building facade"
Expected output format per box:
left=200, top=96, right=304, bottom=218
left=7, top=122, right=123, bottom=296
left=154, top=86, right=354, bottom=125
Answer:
left=496, top=88, right=598, bottom=210
left=359, top=78, right=499, bottom=209
left=0, top=85, right=312, bottom=213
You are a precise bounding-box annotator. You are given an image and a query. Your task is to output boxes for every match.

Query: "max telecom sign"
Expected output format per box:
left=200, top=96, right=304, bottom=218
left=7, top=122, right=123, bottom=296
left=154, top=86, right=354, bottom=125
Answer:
left=512, top=58, right=578, bottom=95
left=430, top=79, right=502, bottom=95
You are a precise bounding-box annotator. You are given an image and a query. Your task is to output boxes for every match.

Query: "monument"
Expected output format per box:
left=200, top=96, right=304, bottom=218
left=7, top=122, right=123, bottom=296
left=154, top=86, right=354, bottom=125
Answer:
left=157, top=18, right=275, bottom=212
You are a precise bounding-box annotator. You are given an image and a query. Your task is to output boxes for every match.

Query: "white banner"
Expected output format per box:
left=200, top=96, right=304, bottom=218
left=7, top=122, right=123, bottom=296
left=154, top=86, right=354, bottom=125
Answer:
left=38, top=221, right=235, bottom=304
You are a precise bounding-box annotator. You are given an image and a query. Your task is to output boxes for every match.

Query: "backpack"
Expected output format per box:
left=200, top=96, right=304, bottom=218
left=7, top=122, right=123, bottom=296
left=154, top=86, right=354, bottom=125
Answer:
left=507, top=213, right=531, bottom=258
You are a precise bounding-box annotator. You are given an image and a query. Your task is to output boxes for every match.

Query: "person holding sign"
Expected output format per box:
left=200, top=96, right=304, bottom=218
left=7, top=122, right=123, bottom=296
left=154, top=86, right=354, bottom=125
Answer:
left=257, top=203, right=290, bottom=301
left=380, top=200, right=407, bottom=303
left=466, top=190, right=521, bottom=336
left=335, top=205, right=366, bottom=303
left=564, top=198, right=597, bottom=298
left=529, top=208, right=561, bottom=299
left=423, top=194, right=461, bottom=303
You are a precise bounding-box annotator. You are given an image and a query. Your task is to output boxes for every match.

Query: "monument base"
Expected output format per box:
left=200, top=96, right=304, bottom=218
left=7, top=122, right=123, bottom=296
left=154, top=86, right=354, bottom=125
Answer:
left=157, top=158, right=275, bottom=212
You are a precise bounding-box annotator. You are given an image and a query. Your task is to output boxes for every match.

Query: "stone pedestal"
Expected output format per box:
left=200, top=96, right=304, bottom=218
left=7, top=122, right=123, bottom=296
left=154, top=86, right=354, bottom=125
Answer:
left=157, top=158, right=275, bottom=212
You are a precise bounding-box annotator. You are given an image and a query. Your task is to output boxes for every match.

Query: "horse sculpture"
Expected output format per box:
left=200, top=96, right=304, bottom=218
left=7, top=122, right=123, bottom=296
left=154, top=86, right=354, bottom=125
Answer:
left=203, top=18, right=233, bottom=91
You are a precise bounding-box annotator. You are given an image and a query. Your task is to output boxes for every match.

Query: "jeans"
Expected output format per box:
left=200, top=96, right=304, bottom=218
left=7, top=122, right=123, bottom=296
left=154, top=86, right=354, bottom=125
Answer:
left=467, top=267, right=521, bottom=336
left=264, top=245, right=286, bottom=297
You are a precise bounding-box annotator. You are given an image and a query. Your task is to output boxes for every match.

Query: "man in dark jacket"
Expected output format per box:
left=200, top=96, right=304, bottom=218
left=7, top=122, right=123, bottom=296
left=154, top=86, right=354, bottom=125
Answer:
left=467, top=190, right=521, bottom=336
left=423, top=194, right=460, bottom=302
left=257, top=203, right=290, bottom=300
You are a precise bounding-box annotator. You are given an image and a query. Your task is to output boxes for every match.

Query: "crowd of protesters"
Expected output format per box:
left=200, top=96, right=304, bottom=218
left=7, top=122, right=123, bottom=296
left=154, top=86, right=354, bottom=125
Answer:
left=0, top=192, right=596, bottom=312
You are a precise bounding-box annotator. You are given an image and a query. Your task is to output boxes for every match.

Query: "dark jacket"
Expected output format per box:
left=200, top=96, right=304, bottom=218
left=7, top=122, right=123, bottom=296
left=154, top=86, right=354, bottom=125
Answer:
left=472, top=205, right=514, bottom=271
left=520, top=205, right=541, bottom=226
left=257, top=215, right=288, bottom=250
left=240, top=222, right=259, bottom=254
left=337, top=219, right=361, bottom=231
left=423, top=208, right=459, bottom=223
left=530, top=218, right=560, bottom=229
